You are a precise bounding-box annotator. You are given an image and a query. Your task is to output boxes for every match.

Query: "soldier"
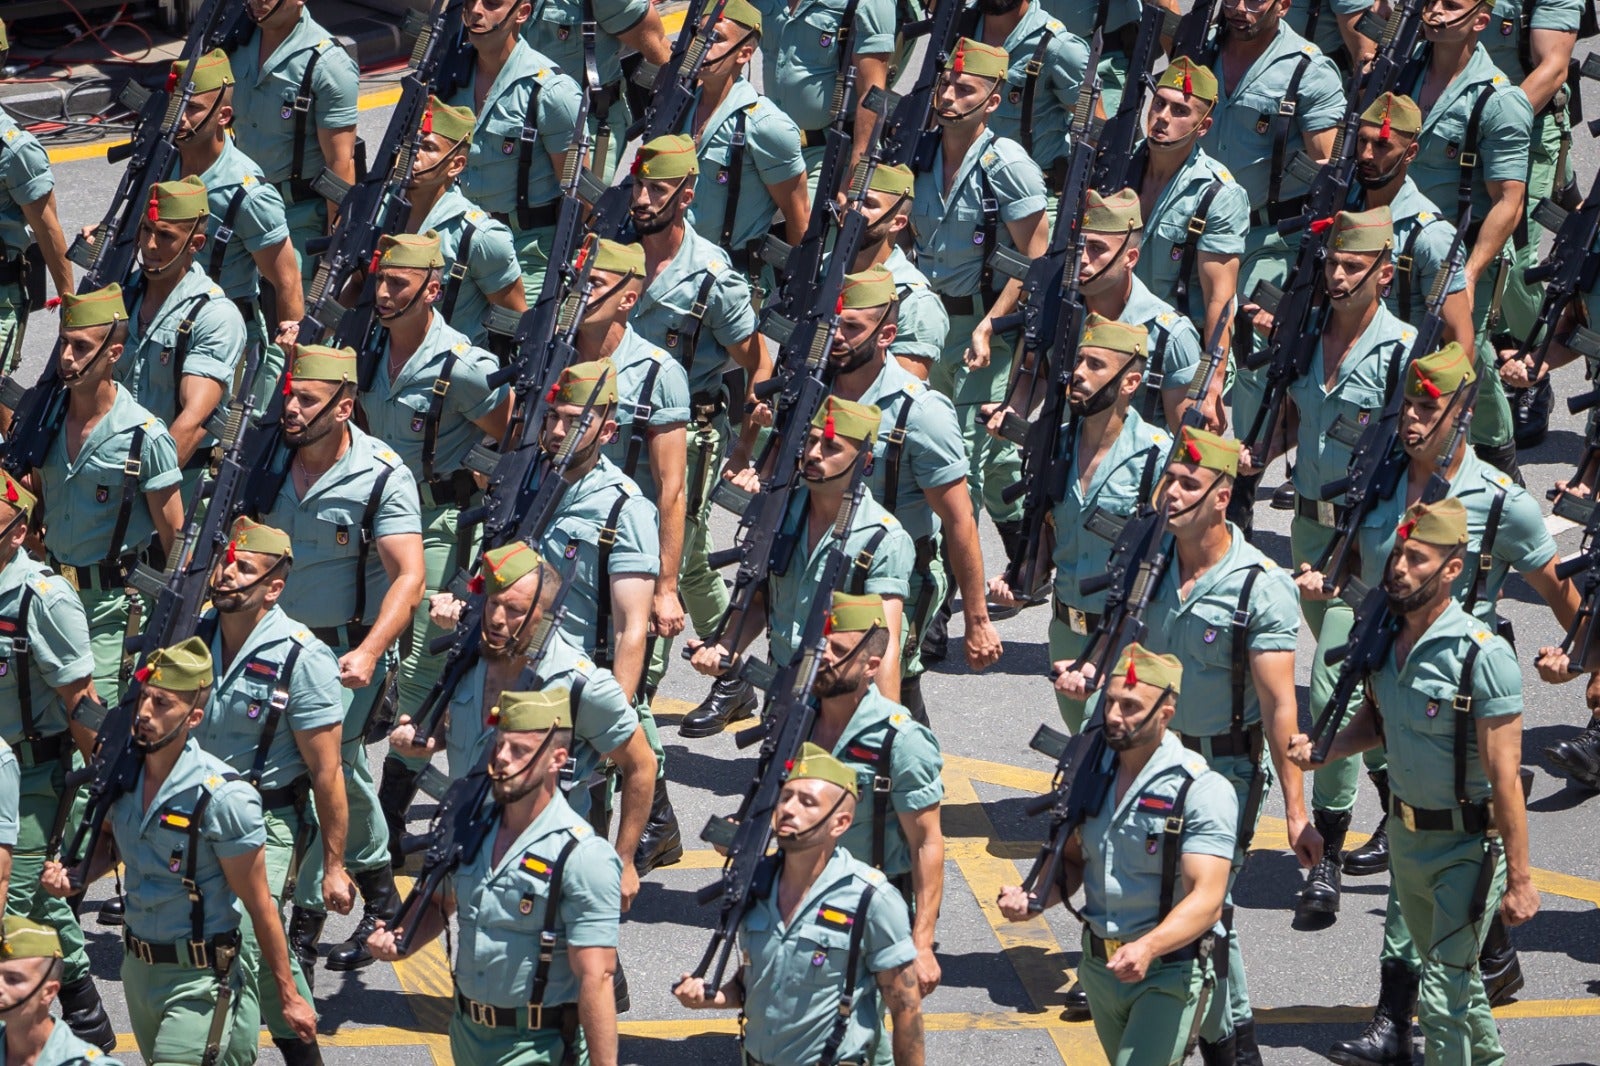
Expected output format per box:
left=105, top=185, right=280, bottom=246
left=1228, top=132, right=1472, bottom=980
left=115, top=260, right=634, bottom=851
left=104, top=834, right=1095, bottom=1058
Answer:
left=38, top=284, right=185, bottom=702
left=0, top=472, right=116, bottom=1051
left=0, top=916, right=125, bottom=1066
left=449, top=0, right=585, bottom=302
left=827, top=267, right=1000, bottom=719
left=369, top=689, right=624, bottom=1066
left=1291, top=499, right=1539, bottom=1066
left=400, top=98, right=528, bottom=354
left=672, top=743, right=926, bottom=1066
left=394, top=543, right=658, bottom=907
left=1040, top=0, right=1151, bottom=114
left=1130, top=58, right=1251, bottom=355
left=167, top=49, right=304, bottom=412
left=1285, top=0, right=1373, bottom=67
left=986, top=316, right=1171, bottom=732
left=621, top=135, right=774, bottom=739
left=119, top=177, right=247, bottom=485
left=911, top=39, right=1048, bottom=567
left=228, top=0, right=361, bottom=280
left=843, top=163, right=948, bottom=381
left=41, top=638, right=317, bottom=1064
left=688, top=398, right=914, bottom=699
left=258, top=344, right=425, bottom=976
left=194, top=516, right=355, bottom=1063
left=999, top=645, right=1237, bottom=1066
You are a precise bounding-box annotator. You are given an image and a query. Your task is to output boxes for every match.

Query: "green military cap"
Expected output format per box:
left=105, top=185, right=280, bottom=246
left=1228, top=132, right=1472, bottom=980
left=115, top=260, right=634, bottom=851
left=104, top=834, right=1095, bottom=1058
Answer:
left=867, top=163, right=916, bottom=199
left=1, top=471, right=37, bottom=518
left=946, top=37, right=1009, bottom=80
left=0, top=916, right=62, bottom=960
left=591, top=238, right=646, bottom=279
left=60, top=283, right=128, bottom=331
left=812, top=396, right=881, bottom=443
left=1115, top=642, right=1183, bottom=695
left=721, top=0, right=763, bottom=33
left=1080, top=312, right=1147, bottom=358
left=172, top=48, right=235, bottom=95
left=227, top=515, right=292, bottom=561
left=421, top=95, right=476, bottom=146
left=788, top=741, right=859, bottom=797
left=146, top=175, right=210, bottom=223
left=1406, top=341, right=1477, bottom=400
left=378, top=230, right=446, bottom=271
left=1325, top=205, right=1393, bottom=253
left=138, top=636, right=214, bottom=694
left=840, top=266, right=897, bottom=310
left=291, top=344, right=357, bottom=383
left=1083, top=187, right=1142, bottom=233
left=1156, top=56, right=1219, bottom=104
left=492, top=689, right=573, bottom=732
left=1397, top=497, right=1469, bottom=547
left=828, top=592, right=886, bottom=633
left=1177, top=425, right=1239, bottom=477
left=1360, top=92, right=1423, bottom=139
left=480, top=541, right=544, bottom=595
left=554, top=358, right=620, bottom=406
left=634, top=134, right=700, bottom=180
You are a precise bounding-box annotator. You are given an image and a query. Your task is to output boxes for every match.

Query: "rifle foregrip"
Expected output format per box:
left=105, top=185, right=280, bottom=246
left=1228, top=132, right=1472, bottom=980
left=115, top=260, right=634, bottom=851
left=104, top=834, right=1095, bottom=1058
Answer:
left=1023, top=792, right=1056, bottom=817
left=695, top=881, right=725, bottom=906
left=1568, top=386, right=1600, bottom=415
left=1001, top=479, right=1029, bottom=505
left=707, top=547, right=744, bottom=570
left=753, top=376, right=786, bottom=402
left=1556, top=553, right=1594, bottom=582
left=1079, top=573, right=1111, bottom=596
left=1320, top=477, right=1352, bottom=500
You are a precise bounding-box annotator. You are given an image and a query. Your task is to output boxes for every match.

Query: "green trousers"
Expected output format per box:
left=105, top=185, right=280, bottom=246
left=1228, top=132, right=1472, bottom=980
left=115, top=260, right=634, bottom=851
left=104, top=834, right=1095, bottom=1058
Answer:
left=1227, top=227, right=1295, bottom=449
left=284, top=195, right=329, bottom=284
left=512, top=222, right=559, bottom=305
left=1201, top=751, right=1271, bottom=1035
left=0, top=278, right=26, bottom=374
left=80, top=585, right=141, bottom=704
left=241, top=803, right=317, bottom=1041
left=7, top=759, right=91, bottom=983
left=241, top=301, right=288, bottom=417
left=448, top=1004, right=588, bottom=1065
left=1389, top=822, right=1507, bottom=1066
left=930, top=309, right=1022, bottom=526
left=398, top=503, right=472, bottom=724
left=1047, top=613, right=1094, bottom=733
left=1496, top=111, right=1563, bottom=352
left=294, top=669, right=393, bottom=907
left=1078, top=927, right=1213, bottom=1066
left=900, top=536, right=946, bottom=680
left=1470, top=244, right=1536, bottom=451
left=123, top=945, right=259, bottom=1066
left=1379, top=878, right=1423, bottom=971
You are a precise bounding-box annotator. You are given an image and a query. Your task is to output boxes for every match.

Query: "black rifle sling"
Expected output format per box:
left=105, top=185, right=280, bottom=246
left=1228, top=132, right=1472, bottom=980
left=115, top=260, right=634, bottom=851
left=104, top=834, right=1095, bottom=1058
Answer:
left=207, top=186, right=250, bottom=280
left=247, top=643, right=304, bottom=789
left=591, top=491, right=632, bottom=669
left=719, top=108, right=752, bottom=257
left=350, top=464, right=396, bottom=626
left=667, top=273, right=720, bottom=374
left=1453, top=642, right=1481, bottom=809
left=525, top=835, right=584, bottom=1009
left=1018, top=28, right=1056, bottom=158
left=621, top=359, right=665, bottom=480
left=1158, top=771, right=1198, bottom=920
left=1463, top=487, right=1506, bottom=618
left=440, top=220, right=479, bottom=323
left=1172, top=180, right=1223, bottom=318
left=515, top=78, right=550, bottom=231
left=421, top=350, right=460, bottom=484
left=107, top=427, right=147, bottom=567
left=817, top=882, right=878, bottom=1066
left=289, top=43, right=327, bottom=199
left=1267, top=55, right=1314, bottom=209
left=880, top=392, right=916, bottom=514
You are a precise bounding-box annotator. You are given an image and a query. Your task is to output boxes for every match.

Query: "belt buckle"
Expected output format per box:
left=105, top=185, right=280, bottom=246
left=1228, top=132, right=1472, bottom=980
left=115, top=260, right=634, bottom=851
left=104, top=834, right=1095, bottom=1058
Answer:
left=1317, top=500, right=1336, bottom=527
left=1103, top=937, right=1124, bottom=956
left=188, top=939, right=210, bottom=969
left=1399, top=801, right=1417, bottom=833
left=528, top=1002, right=543, bottom=1029
left=469, top=999, right=494, bottom=1026
left=130, top=936, right=155, bottom=965
left=59, top=564, right=80, bottom=591
left=1068, top=606, right=1089, bottom=636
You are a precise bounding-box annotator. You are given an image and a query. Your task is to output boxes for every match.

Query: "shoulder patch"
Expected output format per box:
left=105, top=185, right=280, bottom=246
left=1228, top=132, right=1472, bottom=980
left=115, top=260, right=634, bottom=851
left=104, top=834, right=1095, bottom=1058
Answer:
left=467, top=209, right=485, bottom=222
left=292, top=628, right=313, bottom=641
left=889, top=712, right=908, bottom=726
left=377, top=448, right=400, bottom=464
left=570, top=822, right=592, bottom=839
left=576, top=657, right=593, bottom=672
left=3, top=129, right=15, bottom=142
left=452, top=341, right=469, bottom=354
left=904, top=379, right=923, bottom=395
left=242, top=174, right=256, bottom=188
left=1492, top=74, right=1505, bottom=84
left=1418, top=211, right=1434, bottom=223
left=205, top=774, right=223, bottom=789
left=1493, top=472, right=1511, bottom=487
left=1217, top=166, right=1233, bottom=181
left=1400, top=328, right=1416, bottom=343
left=1157, top=312, right=1175, bottom=325
left=28, top=575, right=56, bottom=595
left=706, top=259, right=724, bottom=274
left=981, top=150, right=998, bottom=167
left=1261, top=558, right=1278, bottom=570
left=143, top=417, right=158, bottom=430
left=1182, top=755, right=1207, bottom=775
left=1046, top=17, right=1065, bottom=31
left=207, top=283, right=225, bottom=297
left=1302, top=44, right=1316, bottom=54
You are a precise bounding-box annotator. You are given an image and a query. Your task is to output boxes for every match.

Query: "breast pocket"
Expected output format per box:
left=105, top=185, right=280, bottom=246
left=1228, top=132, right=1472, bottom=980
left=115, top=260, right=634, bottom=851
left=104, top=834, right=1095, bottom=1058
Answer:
left=796, top=925, right=853, bottom=984
left=483, top=869, right=553, bottom=940
left=480, top=104, right=527, bottom=163
left=393, top=393, right=432, bottom=440
left=1123, top=808, right=1176, bottom=877
left=798, top=7, right=845, bottom=68
left=310, top=505, right=362, bottom=558
left=1231, top=91, right=1281, bottom=165
left=1410, top=678, right=1464, bottom=739
left=0, top=634, right=14, bottom=683
left=1423, top=109, right=1472, bottom=173
left=1185, top=600, right=1239, bottom=671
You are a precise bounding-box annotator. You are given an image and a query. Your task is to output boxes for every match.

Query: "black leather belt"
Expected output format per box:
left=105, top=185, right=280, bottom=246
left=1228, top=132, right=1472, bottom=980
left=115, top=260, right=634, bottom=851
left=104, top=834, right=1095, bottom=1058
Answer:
left=0, top=256, right=24, bottom=285
left=423, top=473, right=478, bottom=510
left=456, top=992, right=572, bottom=1030
left=48, top=556, right=134, bottom=593
left=798, top=118, right=857, bottom=149
left=940, top=292, right=979, bottom=316
left=13, top=732, right=69, bottom=769
left=124, top=929, right=239, bottom=969
left=310, top=622, right=371, bottom=650
left=1294, top=494, right=1346, bottom=527
left=491, top=202, right=560, bottom=231
left=256, top=779, right=309, bottom=810
left=1180, top=725, right=1261, bottom=759
left=1088, top=931, right=1211, bottom=964
left=231, top=296, right=260, bottom=321
left=690, top=389, right=727, bottom=424
left=1389, top=793, right=1492, bottom=834
left=1251, top=196, right=1308, bottom=229
left=1052, top=598, right=1100, bottom=634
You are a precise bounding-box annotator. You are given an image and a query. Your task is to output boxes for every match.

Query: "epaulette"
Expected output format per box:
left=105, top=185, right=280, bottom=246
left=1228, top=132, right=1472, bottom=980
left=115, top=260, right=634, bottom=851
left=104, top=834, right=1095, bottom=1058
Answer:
left=1302, top=44, right=1316, bottom=54
left=1181, top=754, right=1207, bottom=776
left=575, top=657, right=594, bottom=672
left=292, top=628, right=313, bottom=642
left=205, top=774, right=224, bottom=789
left=570, top=822, right=593, bottom=839
left=748, top=100, right=762, bottom=113
left=1158, top=312, right=1175, bottom=326
left=981, top=150, right=998, bottom=167
left=467, top=208, right=486, bottom=222
left=207, top=283, right=225, bottom=297
left=1417, top=210, right=1434, bottom=223
left=1492, top=74, right=1506, bottom=85
left=1400, top=328, right=1416, bottom=343
left=618, top=478, right=639, bottom=496
left=452, top=341, right=469, bottom=354
left=904, top=379, right=923, bottom=395
left=1217, top=166, right=1233, bottom=182
left=1491, top=471, right=1511, bottom=487
left=1152, top=430, right=1171, bottom=445
left=242, top=174, right=256, bottom=188
left=1046, top=17, right=1065, bottom=32
left=706, top=259, right=725, bottom=274
left=859, top=866, right=887, bottom=886
left=377, top=448, right=400, bottom=464
left=142, top=417, right=159, bottom=430
left=1468, top=627, right=1496, bottom=647
left=1261, top=558, right=1278, bottom=570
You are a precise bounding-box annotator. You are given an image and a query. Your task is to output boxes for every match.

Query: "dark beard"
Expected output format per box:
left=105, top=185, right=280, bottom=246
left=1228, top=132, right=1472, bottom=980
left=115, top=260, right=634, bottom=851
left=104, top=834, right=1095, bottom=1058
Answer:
left=631, top=208, right=676, bottom=237
left=812, top=669, right=858, bottom=699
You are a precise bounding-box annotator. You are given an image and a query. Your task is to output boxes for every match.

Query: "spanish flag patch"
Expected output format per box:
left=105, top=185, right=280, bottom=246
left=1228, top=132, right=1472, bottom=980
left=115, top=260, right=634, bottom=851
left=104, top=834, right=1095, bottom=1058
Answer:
left=816, top=907, right=854, bottom=930
left=160, top=812, right=192, bottom=830
left=521, top=855, right=552, bottom=879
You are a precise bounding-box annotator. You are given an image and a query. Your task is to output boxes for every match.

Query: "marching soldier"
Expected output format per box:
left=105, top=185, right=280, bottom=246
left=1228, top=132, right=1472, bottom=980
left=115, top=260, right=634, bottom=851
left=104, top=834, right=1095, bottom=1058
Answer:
left=0, top=472, right=116, bottom=1051
left=259, top=344, right=425, bottom=976
left=228, top=0, right=361, bottom=279
left=1291, top=499, right=1539, bottom=1066
left=194, top=516, right=356, bottom=1062
left=673, top=743, right=926, bottom=1066
left=0, top=916, right=125, bottom=1065
left=369, top=689, right=624, bottom=1066
left=42, top=638, right=318, bottom=1064
left=39, top=284, right=186, bottom=702
left=986, top=315, right=1171, bottom=732
left=999, top=645, right=1237, bottom=1066
left=1285, top=0, right=1372, bottom=68
left=449, top=0, right=585, bottom=302
left=828, top=267, right=1000, bottom=719
left=1041, top=0, right=1148, bottom=114
left=844, top=163, right=948, bottom=381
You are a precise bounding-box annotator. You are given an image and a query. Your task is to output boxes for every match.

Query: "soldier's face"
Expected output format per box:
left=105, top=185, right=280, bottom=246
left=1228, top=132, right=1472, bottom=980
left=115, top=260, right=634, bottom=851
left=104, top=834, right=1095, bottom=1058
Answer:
left=374, top=266, right=438, bottom=322
left=282, top=380, right=351, bottom=446
left=409, top=133, right=466, bottom=191
left=860, top=190, right=908, bottom=246
left=135, top=685, right=204, bottom=751
left=489, top=727, right=567, bottom=803
left=1220, top=0, right=1287, bottom=39
left=800, top=426, right=862, bottom=486
left=772, top=779, right=854, bottom=848
left=630, top=176, right=692, bottom=235
left=829, top=305, right=893, bottom=371
left=1323, top=249, right=1392, bottom=305
left=464, top=0, right=531, bottom=39
left=934, top=71, right=999, bottom=127
left=1355, top=127, right=1417, bottom=188
left=585, top=269, right=636, bottom=325
left=247, top=0, right=301, bottom=29
left=700, top=19, right=756, bottom=80
left=482, top=581, right=539, bottom=659
left=1145, top=89, right=1212, bottom=149
left=814, top=629, right=878, bottom=698
left=1102, top=681, right=1168, bottom=751
left=177, top=88, right=230, bottom=142
left=541, top=401, right=618, bottom=457
left=1383, top=536, right=1462, bottom=610
left=210, top=549, right=283, bottom=613
left=1069, top=346, right=1138, bottom=408
left=58, top=326, right=121, bottom=387
left=0, top=957, right=56, bottom=1019
left=1165, top=465, right=1230, bottom=531
left=1078, top=232, right=1134, bottom=294
left=1423, top=0, right=1489, bottom=41
left=1401, top=390, right=1454, bottom=454
left=138, top=217, right=203, bottom=276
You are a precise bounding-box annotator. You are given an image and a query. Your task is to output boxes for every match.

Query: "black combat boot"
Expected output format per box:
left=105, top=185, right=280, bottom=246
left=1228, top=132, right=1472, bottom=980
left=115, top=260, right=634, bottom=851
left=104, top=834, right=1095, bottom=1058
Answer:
left=325, top=866, right=400, bottom=972
left=1062, top=979, right=1090, bottom=1020
left=377, top=755, right=423, bottom=869
left=289, top=906, right=326, bottom=991
left=1327, top=958, right=1419, bottom=1066
left=1227, top=471, right=1262, bottom=538
left=1197, top=1029, right=1237, bottom=1065
left=56, top=975, right=117, bottom=1052
left=1295, top=809, right=1350, bottom=923
left=633, top=778, right=684, bottom=874
left=97, top=894, right=125, bottom=926
left=988, top=520, right=1029, bottom=620
left=900, top=674, right=929, bottom=726
left=1546, top=715, right=1600, bottom=790
left=921, top=601, right=951, bottom=663
left=1478, top=912, right=1524, bottom=1007
left=273, top=1037, right=325, bottom=1065
left=679, top=675, right=758, bottom=737
left=1344, top=770, right=1392, bottom=877
left=1269, top=479, right=1297, bottom=510
left=1233, top=1019, right=1263, bottom=1066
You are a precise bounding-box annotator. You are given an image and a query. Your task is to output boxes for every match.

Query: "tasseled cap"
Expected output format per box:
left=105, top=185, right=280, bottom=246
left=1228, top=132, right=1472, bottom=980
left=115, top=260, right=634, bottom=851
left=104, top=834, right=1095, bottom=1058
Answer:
left=787, top=741, right=860, bottom=797
left=1329, top=205, right=1394, bottom=253
left=1359, top=92, right=1423, bottom=140
left=591, top=238, right=646, bottom=279
left=840, top=266, right=898, bottom=310
left=0, top=472, right=36, bottom=518
left=61, top=284, right=128, bottom=331
left=377, top=230, right=446, bottom=271
left=720, top=0, right=763, bottom=33
left=1177, top=426, right=1240, bottom=477
left=135, top=636, right=214, bottom=693
left=1156, top=56, right=1219, bottom=104
left=291, top=344, right=357, bottom=383
left=867, top=162, right=916, bottom=199
left=170, top=48, right=235, bottom=95
left=811, top=396, right=881, bottom=443
left=1114, top=642, right=1183, bottom=695
left=146, top=176, right=210, bottom=223
left=552, top=358, right=620, bottom=406
left=945, top=37, right=1009, bottom=80
left=1405, top=341, right=1476, bottom=401
left=420, top=95, right=476, bottom=145
left=828, top=592, right=886, bottom=634
left=1395, top=497, right=1468, bottom=547
left=490, top=689, right=573, bottom=732
left=0, top=916, right=61, bottom=961
left=228, top=515, right=293, bottom=562
left=480, top=542, right=544, bottom=595
left=1082, top=188, right=1143, bottom=234
left=1080, top=312, right=1148, bottom=358
left=634, top=134, right=700, bottom=179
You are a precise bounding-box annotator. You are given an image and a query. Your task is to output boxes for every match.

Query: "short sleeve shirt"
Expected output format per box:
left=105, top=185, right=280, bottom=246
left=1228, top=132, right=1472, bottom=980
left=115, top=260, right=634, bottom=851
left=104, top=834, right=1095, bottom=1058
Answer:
left=598, top=328, right=692, bottom=502
left=39, top=384, right=183, bottom=566
left=1050, top=0, right=1140, bottom=38
left=421, top=187, right=524, bottom=345
left=1483, top=0, right=1585, bottom=81
left=1286, top=0, right=1361, bottom=61
left=631, top=229, right=759, bottom=397
left=882, top=247, right=948, bottom=364
left=685, top=79, right=806, bottom=253
left=1384, top=177, right=1469, bottom=323
left=179, top=138, right=290, bottom=300
left=120, top=264, right=247, bottom=431
left=1133, top=146, right=1251, bottom=316
left=0, top=113, right=54, bottom=258
left=828, top=684, right=943, bottom=878
left=981, top=5, right=1090, bottom=171
left=910, top=129, right=1047, bottom=298
left=524, top=0, right=653, bottom=93
left=227, top=11, right=361, bottom=185
left=33, top=1016, right=125, bottom=1064
left=530, top=630, right=640, bottom=816
left=0, top=553, right=93, bottom=745
left=856, top=360, right=969, bottom=542
left=0, top=742, right=18, bottom=848
left=1123, top=275, right=1204, bottom=398
left=449, top=41, right=582, bottom=217
left=752, top=0, right=897, bottom=133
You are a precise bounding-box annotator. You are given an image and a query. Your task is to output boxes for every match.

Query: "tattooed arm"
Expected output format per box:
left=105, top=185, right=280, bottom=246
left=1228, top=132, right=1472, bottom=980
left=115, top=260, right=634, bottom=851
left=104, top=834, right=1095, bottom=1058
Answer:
left=876, top=962, right=925, bottom=1066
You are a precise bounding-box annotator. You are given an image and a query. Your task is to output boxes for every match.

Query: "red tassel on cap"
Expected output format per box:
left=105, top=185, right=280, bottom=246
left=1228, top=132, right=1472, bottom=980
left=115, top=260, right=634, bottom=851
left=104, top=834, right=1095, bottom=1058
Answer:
left=1309, top=217, right=1335, bottom=235
left=1185, top=439, right=1202, bottom=463
left=468, top=573, right=486, bottom=595
left=1182, top=66, right=1193, bottom=96
left=823, top=414, right=836, bottom=440
left=134, top=665, right=153, bottom=684
left=1417, top=368, right=1441, bottom=399
left=1125, top=659, right=1138, bottom=686
left=4, top=479, right=17, bottom=503
left=823, top=614, right=834, bottom=636
left=421, top=108, right=434, bottom=135
left=545, top=383, right=560, bottom=403
left=226, top=539, right=237, bottom=565
left=631, top=154, right=644, bottom=177
left=166, top=69, right=179, bottom=91
left=281, top=370, right=293, bottom=397
left=952, top=42, right=965, bottom=75
left=370, top=250, right=382, bottom=275
left=1397, top=519, right=1416, bottom=540
left=148, top=190, right=161, bottom=224
left=835, top=293, right=845, bottom=316
left=1380, top=103, right=1392, bottom=141
left=575, top=244, right=590, bottom=272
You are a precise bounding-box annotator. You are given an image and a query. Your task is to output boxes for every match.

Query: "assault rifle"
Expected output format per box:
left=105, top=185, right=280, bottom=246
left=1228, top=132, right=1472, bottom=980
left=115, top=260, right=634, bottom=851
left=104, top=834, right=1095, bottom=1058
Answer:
left=1170, top=0, right=1222, bottom=61
left=626, top=0, right=731, bottom=142
left=1092, top=2, right=1169, bottom=193
left=873, top=0, right=964, bottom=170
left=1550, top=498, right=1600, bottom=674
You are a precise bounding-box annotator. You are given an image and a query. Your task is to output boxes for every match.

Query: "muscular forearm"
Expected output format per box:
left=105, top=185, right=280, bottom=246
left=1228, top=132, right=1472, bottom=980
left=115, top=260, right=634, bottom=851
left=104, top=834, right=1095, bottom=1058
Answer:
left=655, top=472, right=687, bottom=593
left=1136, top=888, right=1221, bottom=959
left=246, top=888, right=304, bottom=998
left=578, top=971, right=620, bottom=1066
left=911, top=843, right=944, bottom=949
left=983, top=277, right=1025, bottom=324
left=311, top=764, right=349, bottom=871
left=943, top=498, right=990, bottom=623
left=1263, top=691, right=1308, bottom=820
left=612, top=620, right=649, bottom=702
left=612, top=738, right=656, bottom=864
left=363, top=577, right=426, bottom=664
left=26, top=193, right=73, bottom=297
left=1467, top=194, right=1525, bottom=282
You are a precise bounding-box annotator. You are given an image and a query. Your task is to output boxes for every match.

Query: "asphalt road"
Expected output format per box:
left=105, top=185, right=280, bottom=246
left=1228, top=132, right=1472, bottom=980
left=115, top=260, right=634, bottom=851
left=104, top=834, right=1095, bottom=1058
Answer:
left=9, top=28, right=1600, bottom=1066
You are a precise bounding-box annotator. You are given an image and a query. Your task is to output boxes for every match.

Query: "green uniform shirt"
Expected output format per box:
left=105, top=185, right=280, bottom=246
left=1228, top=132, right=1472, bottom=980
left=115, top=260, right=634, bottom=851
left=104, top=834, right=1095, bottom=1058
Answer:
left=227, top=10, right=361, bottom=187
left=540, top=457, right=660, bottom=654
left=685, top=79, right=805, bottom=253
left=449, top=790, right=621, bottom=1008
left=1383, top=176, right=1469, bottom=323
left=174, top=138, right=290, bottom=301
left=598, top=326, right=692, bottom=502
left=1145, top=527, right=1300, bottom=737
left=0, top=112, right=54, bottom=258
left=738, top=848, right=916, bottom=1065
left=631, top=228, right=758, bottom=398
left=38, top=385, right=182, bottom=567
left=765, top=490, right=913, bottom=665
left=0, top=552, right=93, bottom=747
left=1205, top=24, right=1345, bottom=204
left=448, top=40, right=582, bottom=217
left=0, top=741, right=17, bottom=848
left=261, top=424, right=422, bottom=630
left=1078, top=731, right=1237, bottom=940
left=910, top=129, right=1047, bottom=298
left=1288, top=305, right=1415, bottom=504
left=826, top=684, right=943, bottom=878
left=979, top=4, right=1090, bottom=172
left=856, top=359, right=968, bottom=543
left=1483, top=0, right=1585, bottom=81
left=1133, top=146, right=1251, bottom=316
left=1050, top=410, right=1171, bottom=611
left=1356, top=450, right=1556, bottom=621
left=881, top=247, right=948, bottom=365
left=1287, top=0, right=1363, bottom=62
left=111, top=739, right=265, bottom=943
left=120, top=264, right=247, bottom=431
left=1370, top=601, right=1522, bottom=811
left=420, top=187, right=524, bottom=345
left=196, top=605, right=344, bottom=794
left=5, top=1014, right=125, bottom=1063
left=752, top=0, right=897, bottom=134
left=523, top=0, right=653, bottom=95
left=1123, top=274, right=1204, bottom=403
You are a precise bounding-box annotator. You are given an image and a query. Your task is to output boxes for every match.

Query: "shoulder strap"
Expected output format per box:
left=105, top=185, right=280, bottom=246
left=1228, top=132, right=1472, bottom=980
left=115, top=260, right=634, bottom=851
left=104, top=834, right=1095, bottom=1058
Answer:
left=440, top=221, right=479, bottom=323
left=207, top=186, right=251, bottom=279
left=515, top=77, right=550, bottom=230
left=817, top=881, right=878, bottom=1066
left=289, top=42, right=328, bottom=194
left=846, top=524, right=893, bottom=595
left=667, top=272, right=720, bottom=374
left=975, top=156, right=1000, bottom=298
left=1267, top=54, right=1315, bottom=207
left=7, top=584, right=41, bottom=740
left=1172, top=179, right=1224, bottom=318
left=351, top=463, right=396, bottom=626
left=525, top=834, right=584, bottom=1011
left=880, top=395, right=916, bottom=514
left=246, top=643, right=304, bottom=789
left=621, top=359, right=665, bottom=479
left=162, top=290, right=215, bottom=385
left=1230, top=565, right=1263, bottom=735
left=1463, top=488, right=1506, bottom=616
left=1395, top=220, right=1426, bottom=320
left=1138, top=322, right=1170, bottom=422
left=1157, top=770, right=1198, bottom=921
left=870, top=726, right=899, bottom=871
left=421, top=349, right=460, bottom=483
left=1453, top=641, right=1481, bottom=808
left=106, top=426, right=148, bottom=565
left=1017, top=28, right=1056, bottom=158
left=590, top=490, right=633, bottom=668
left=719, top=108, right=752, bottom=255
left=1458, top=84, right=1497, bottom=233
left=181, top=771, right=242, bottom=949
